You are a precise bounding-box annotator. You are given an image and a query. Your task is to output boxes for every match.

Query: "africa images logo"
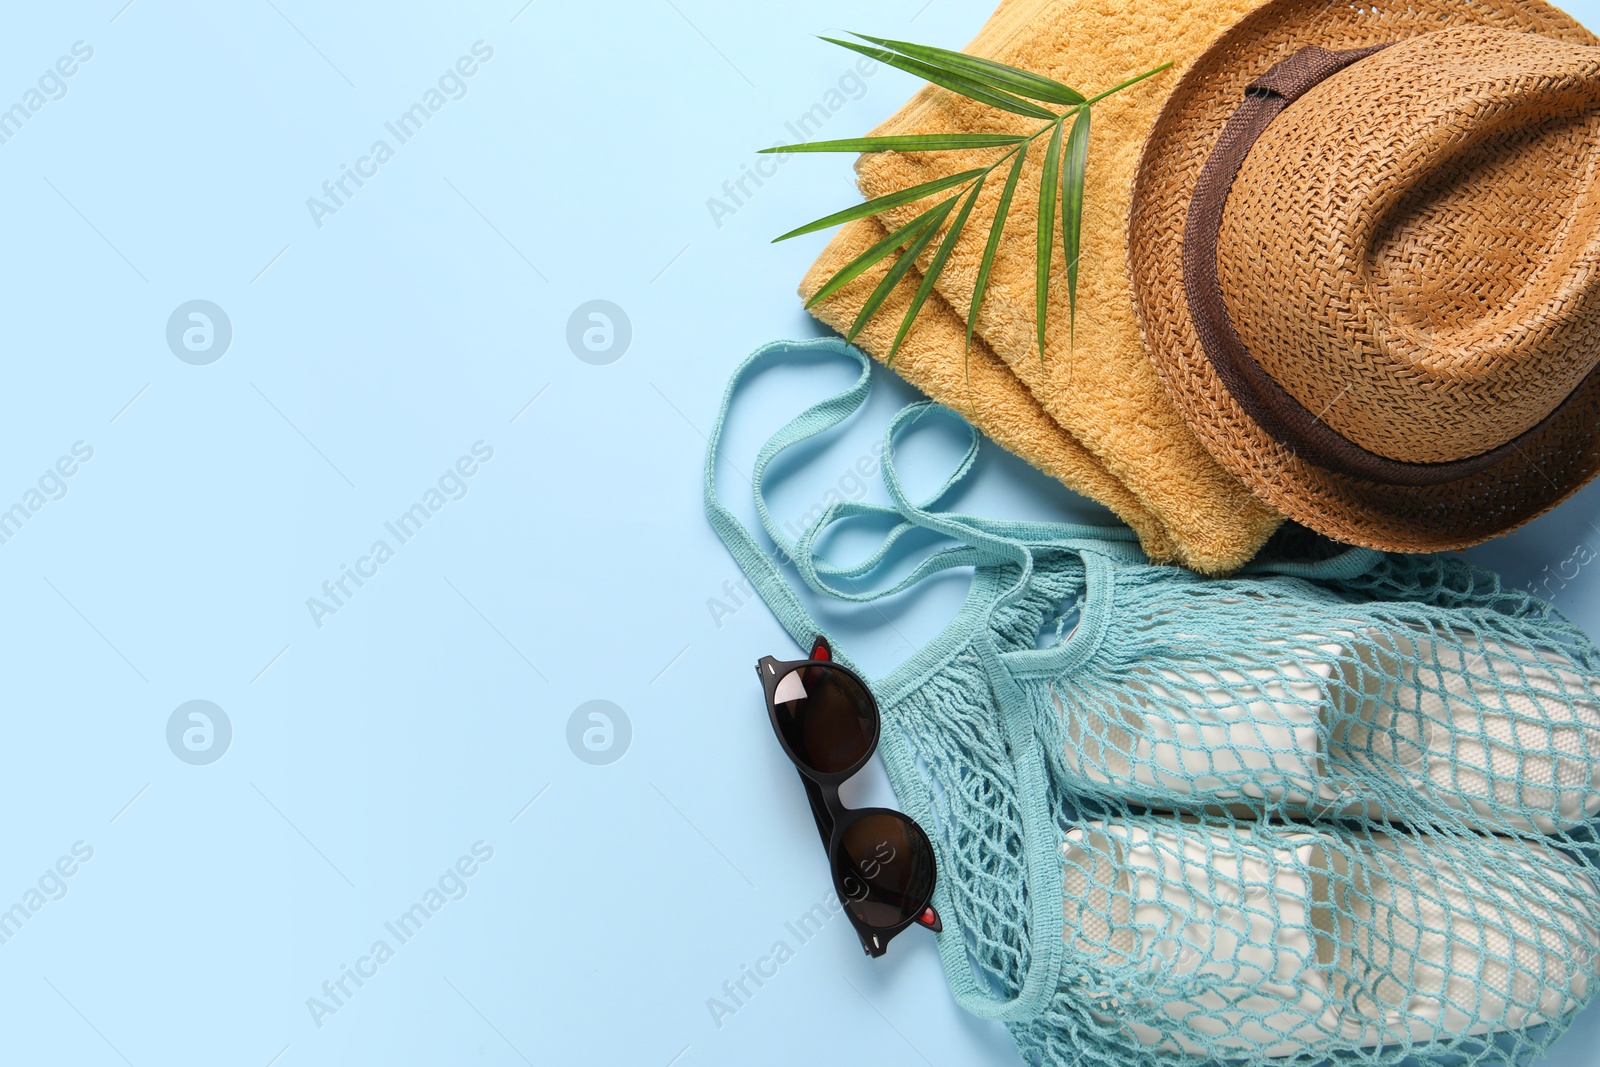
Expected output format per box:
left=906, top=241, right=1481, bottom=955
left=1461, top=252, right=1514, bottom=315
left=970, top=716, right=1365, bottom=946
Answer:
left=305, top=841, right=494, bottom=1029
left=306, top=442, right=494, bottom=629
left=165, top=300, right=233, bottom=365
left=305, top=41, right=495, bottom=229
left=0, top=40, right=93, bottom=148
left=565, top=300, right=631, bottom=366
left=166, top=700, right=232, bottom=766
left=566, top=701, right=631, bottom=765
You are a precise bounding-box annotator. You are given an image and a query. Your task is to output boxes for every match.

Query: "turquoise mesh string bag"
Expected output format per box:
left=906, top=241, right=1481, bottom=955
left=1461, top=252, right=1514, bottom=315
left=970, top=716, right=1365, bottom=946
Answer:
left=705, top=338, right=1600, bottom=1067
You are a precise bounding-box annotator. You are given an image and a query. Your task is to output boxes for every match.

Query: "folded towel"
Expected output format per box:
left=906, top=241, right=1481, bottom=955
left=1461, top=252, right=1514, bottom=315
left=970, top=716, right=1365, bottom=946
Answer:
left=800, top=0, right=1285, bottom=573
left=799, top=217, right=1176, bottom=561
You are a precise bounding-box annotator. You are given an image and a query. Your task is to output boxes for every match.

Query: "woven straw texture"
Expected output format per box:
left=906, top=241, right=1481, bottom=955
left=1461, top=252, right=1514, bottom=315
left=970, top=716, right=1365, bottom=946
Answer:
left=801, top=0, right=1285, bottom=575
left=1131, top=0, right=1600, bottom=551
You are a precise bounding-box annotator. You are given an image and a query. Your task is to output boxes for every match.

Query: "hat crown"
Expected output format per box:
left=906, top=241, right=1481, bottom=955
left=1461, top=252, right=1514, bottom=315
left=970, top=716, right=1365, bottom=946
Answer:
left=1216, top=27, right=1600, bottom=464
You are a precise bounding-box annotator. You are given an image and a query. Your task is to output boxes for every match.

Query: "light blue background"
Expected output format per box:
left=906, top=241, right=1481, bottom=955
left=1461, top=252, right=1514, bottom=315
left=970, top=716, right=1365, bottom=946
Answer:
left=3, top=2, right=1600, bottom=1065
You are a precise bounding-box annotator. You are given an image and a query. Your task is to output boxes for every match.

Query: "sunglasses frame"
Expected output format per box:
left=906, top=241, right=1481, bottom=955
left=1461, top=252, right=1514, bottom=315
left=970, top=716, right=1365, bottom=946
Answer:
left=755, top=637, right=941, bottom=957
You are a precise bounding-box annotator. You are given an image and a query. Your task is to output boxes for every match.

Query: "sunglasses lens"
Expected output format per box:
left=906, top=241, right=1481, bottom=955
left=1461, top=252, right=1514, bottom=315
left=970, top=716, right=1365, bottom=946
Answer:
left=836, top=811, right=935, bottom=929
left=771, top=663, right=876, bottom=775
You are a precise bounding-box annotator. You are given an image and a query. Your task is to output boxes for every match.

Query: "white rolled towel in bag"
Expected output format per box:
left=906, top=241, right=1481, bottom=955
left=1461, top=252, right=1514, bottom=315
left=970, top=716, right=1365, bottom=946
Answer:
left=1053, top=625, right=1600, bottom=832
left=1336, top=628, right=1600, bottom=833
left=1060, top=819, right=1600, bottom=1057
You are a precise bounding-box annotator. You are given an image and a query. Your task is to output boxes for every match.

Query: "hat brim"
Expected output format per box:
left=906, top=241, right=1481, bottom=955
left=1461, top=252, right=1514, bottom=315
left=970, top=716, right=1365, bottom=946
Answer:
left=1128, top=0, right=1600, bottom=552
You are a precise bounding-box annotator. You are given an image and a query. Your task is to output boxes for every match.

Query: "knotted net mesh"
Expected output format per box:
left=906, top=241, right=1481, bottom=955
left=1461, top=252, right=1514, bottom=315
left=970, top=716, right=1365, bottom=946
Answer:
left=885, top=543, right=1600, bottom=1066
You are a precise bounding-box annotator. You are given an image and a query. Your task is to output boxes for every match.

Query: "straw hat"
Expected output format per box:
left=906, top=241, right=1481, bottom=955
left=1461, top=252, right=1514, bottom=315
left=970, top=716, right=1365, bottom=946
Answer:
left=1128, top=0, right=1600, bottom=551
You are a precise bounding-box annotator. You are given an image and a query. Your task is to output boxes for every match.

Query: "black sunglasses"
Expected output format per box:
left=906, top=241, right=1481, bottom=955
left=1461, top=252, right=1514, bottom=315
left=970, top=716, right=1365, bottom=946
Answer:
left=755, top=636, right=941, bottom=957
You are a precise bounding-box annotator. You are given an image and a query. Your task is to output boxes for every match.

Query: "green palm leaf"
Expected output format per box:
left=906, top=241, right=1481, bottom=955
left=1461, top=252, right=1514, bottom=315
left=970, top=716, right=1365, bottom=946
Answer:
left=846, top=196, right=960, bottom=344
left=773, top=168, right=985, bottom=242
left=1060, top=107, right=1091, bottom=348
left=850, top=33, right=1084, bottom=105
left=889, top=176, right=985, bottom=365
left=766, top=35, right=1175, bottom=371
left=966, top=145, right=1027, bottom=378
left=822, top=37, right=1057, bottom=120
left=1083, top=62, right=1174, bottom=104
left=761, top=133, right=1026, bottom=154
left=804, top=202, right=948, bottom=308
left=1036, top=118, right=1064, bottom=361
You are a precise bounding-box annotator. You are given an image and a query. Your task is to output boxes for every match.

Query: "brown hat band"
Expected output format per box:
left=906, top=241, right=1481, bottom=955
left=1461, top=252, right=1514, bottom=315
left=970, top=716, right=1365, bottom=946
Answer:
left=1181, top=43, right=1591, bottom=488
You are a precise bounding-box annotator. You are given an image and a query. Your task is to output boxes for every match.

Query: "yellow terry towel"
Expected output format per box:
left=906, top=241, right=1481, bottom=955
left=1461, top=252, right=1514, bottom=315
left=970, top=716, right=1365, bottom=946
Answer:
left=800, top=0, right=1284, bottom=573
